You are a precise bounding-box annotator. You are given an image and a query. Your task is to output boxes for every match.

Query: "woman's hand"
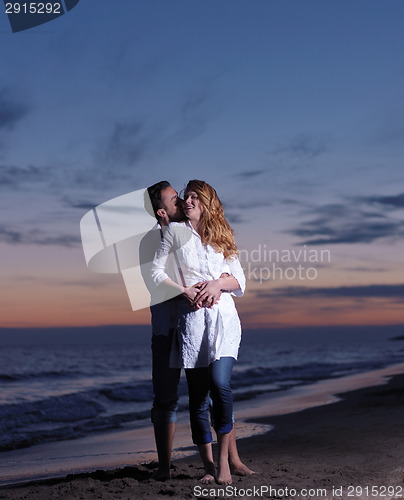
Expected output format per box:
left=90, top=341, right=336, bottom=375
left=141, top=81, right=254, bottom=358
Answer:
left=193, top=280, right=223, bottom=309
left=183, top=286, right=203, bottom=309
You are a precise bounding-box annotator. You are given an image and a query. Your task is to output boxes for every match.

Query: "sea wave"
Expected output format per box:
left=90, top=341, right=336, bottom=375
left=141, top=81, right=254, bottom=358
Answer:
left=0, top=388, right=152, bottom=452
left=1, top=329, right=403, bottom=453
left=0, top=370, right=83, bottom=382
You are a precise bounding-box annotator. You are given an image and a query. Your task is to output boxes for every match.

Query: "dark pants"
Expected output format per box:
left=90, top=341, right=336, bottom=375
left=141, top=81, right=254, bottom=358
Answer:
left=151, top=332, right=181, bottom=424
left=185, top=357, right=234, bottom=445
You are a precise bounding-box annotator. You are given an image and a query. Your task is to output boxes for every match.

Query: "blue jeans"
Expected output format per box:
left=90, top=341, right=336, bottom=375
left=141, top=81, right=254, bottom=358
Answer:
left=151, top=332, right=181, bottom=424
left=185, top=357, right=234, bottom=445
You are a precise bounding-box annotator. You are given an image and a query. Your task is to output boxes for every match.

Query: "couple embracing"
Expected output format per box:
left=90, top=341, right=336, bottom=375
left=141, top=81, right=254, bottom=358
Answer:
left=144, top=180, right=254, bottom=485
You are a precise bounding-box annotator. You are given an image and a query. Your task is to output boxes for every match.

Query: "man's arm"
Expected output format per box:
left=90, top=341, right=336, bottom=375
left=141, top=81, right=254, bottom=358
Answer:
left=151, top=224, right=203, bottom=307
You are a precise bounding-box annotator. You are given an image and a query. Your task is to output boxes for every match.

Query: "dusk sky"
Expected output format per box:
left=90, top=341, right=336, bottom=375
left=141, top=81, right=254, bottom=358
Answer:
left=1, top=1, right=403, bottom=330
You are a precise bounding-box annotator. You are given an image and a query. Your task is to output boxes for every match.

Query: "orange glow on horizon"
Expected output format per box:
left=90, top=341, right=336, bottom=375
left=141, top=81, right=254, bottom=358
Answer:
left=2, top=290, right=403, bottom=329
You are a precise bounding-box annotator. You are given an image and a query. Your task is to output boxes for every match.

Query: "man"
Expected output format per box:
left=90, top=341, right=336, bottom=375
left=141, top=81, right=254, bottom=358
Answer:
left=143, top=181, right=254, bottom=481
left=139, top=181, right=183, bottom=481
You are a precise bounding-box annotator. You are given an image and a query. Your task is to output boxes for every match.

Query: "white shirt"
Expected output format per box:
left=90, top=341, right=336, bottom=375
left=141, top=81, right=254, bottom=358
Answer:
left=152, top=221, right=246, bottom=368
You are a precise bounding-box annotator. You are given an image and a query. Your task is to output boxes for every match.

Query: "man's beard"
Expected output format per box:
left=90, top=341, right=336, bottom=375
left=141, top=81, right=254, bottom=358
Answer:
left=169, top=210, right=186, bottom=223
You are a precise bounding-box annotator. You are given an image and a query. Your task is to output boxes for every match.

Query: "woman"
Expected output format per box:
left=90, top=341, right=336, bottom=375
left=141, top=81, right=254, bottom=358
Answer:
left=152, top=180, right=247, bottom=485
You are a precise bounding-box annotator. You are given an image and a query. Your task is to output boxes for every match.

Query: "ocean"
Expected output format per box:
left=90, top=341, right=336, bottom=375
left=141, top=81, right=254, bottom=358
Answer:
left=1, top=324, right=403, bottom=455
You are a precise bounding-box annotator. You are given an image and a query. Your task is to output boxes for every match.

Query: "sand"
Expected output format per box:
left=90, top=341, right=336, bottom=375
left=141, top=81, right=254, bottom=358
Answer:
left=1, top=366, right=403, bottom=499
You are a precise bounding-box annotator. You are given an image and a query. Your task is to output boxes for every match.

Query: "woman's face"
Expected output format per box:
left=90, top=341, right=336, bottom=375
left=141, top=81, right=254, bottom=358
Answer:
left=183, top=190, right=203, bottom=221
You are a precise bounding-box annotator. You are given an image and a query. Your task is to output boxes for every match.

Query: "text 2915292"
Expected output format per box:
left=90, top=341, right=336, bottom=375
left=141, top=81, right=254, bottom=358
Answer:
left=5, top=2, right=62, bottom=14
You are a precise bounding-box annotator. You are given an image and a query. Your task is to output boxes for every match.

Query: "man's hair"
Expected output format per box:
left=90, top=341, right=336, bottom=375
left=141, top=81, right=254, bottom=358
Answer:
left=147, top=180, right=171, bottom=219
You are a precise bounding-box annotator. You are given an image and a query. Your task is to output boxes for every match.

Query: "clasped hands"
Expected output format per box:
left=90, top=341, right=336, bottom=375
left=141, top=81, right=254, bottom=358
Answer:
left=183, top=279, right=222, bottom=309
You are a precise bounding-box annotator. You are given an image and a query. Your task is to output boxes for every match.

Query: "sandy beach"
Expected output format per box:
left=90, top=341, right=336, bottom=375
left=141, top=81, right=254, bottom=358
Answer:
left=1, top=364, right=403, bottom=500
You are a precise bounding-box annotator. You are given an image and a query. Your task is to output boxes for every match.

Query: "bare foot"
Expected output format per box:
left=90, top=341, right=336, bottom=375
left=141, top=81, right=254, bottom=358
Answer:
left=199, top=462, right=216, bottom=484
left=230, top=460, right=255, bottom=476
left=151, top=468, right=171, bottom=481
left=199, top=473, right=215, bottom=484
left=216, top=461, right=232, bottom=485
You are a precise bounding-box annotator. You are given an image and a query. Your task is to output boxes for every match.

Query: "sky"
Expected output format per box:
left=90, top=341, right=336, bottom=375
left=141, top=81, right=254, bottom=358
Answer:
left=1, top=0, right=404, bottom=330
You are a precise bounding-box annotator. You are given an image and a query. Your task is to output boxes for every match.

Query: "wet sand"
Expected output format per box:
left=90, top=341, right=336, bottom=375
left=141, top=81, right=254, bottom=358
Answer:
left=1, top=365, right=403, bottom=499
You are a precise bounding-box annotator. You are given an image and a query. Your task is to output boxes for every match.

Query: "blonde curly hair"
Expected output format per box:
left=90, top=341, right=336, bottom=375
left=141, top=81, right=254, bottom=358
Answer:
left=185, top=179, right=238, bottom=259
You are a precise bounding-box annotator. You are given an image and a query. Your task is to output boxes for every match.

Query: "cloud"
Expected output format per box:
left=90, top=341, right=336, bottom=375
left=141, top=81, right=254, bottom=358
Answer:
left=91, top=86, right=213, bottom=187
left=225, top=212, right=244, bottom=224
left=224, top=199, right=272, bottom=212
left=287, top=195, right=404, bottom=245
left=11, top=82, right=215, bottom=195
left=63, top=196, right=98, bottom=210
left=291, top=219, right=404, bottom=245
left=344, top=266, right=388, bottom=273
left=100, top=120, right=149, bottom=168
left=365, top=193, right=404, bottom=208
left=234, top=170, right=266, bottom=181
left=181, top=86, right=209, bottom=119
left=162, top=85, right=213, bottom=151
left=271, top=134, right=330, bottom=160
left=0, top=164, right=51, bottom=189
left=0, top=226, right=80, bottom=247
left=74, top=119, right=152, bottom=191
left=7, top=275, right=117, bottom=289
left=0, top=88, right=30, bottom=131
left=253, top=283, right=404, bottom=300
